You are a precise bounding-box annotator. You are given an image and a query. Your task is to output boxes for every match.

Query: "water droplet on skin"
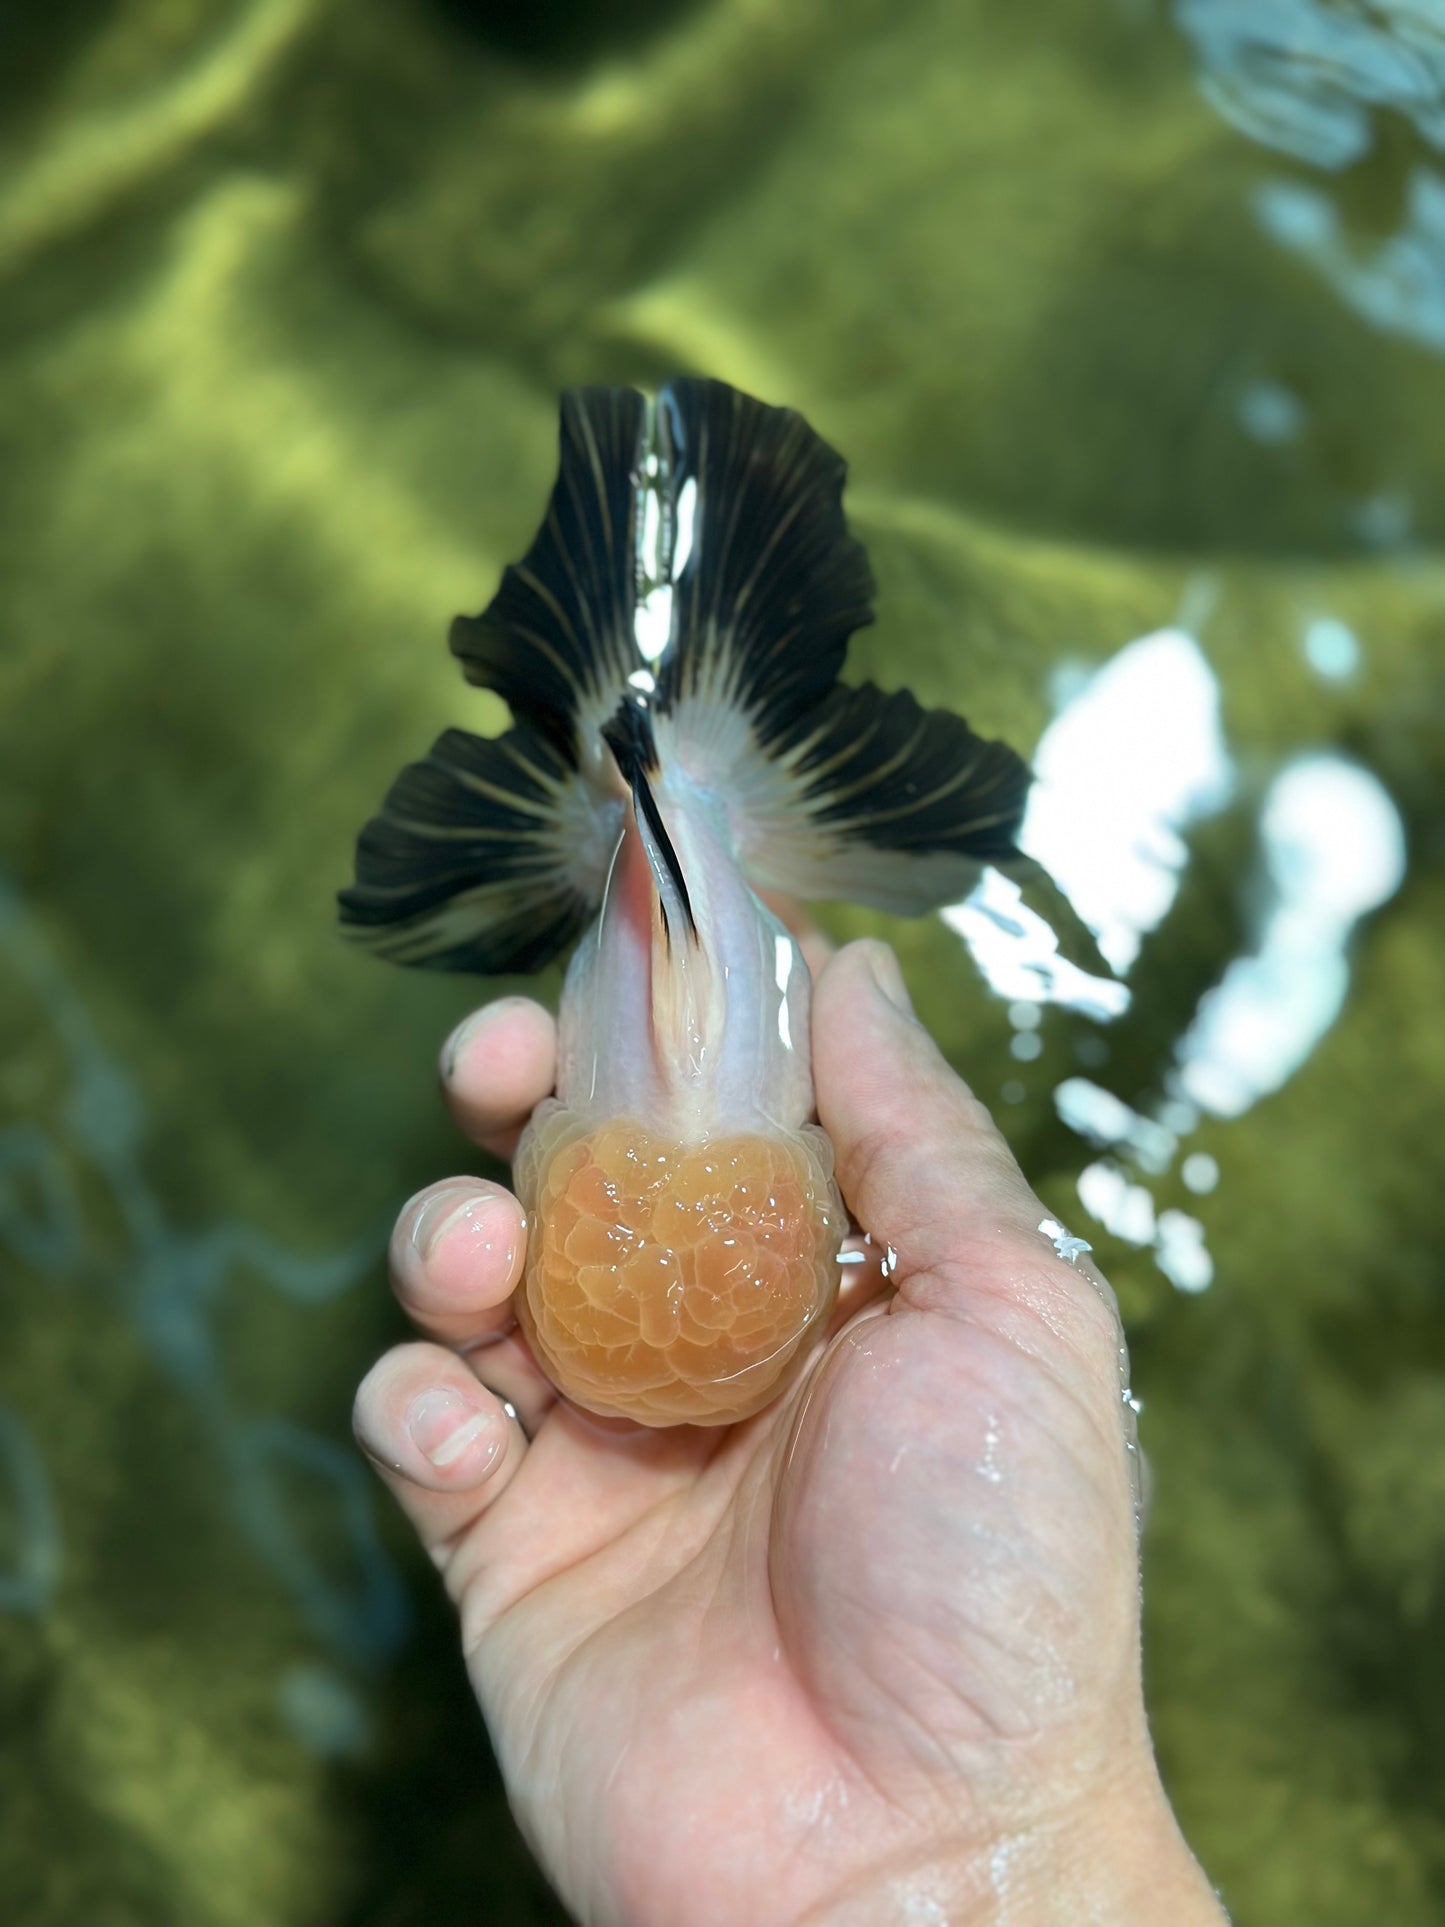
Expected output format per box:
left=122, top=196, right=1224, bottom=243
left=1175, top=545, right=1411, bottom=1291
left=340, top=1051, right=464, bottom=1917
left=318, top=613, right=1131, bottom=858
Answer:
left=1037, top=1217, right=1093, bottom=1264
left=977, top=1413, right=1004, bottom=1485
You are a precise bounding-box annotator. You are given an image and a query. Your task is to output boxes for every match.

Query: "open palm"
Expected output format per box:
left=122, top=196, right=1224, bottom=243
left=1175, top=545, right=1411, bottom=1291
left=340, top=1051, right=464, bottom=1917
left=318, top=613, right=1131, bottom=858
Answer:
left=356, top=943, right=1223, bottom=1927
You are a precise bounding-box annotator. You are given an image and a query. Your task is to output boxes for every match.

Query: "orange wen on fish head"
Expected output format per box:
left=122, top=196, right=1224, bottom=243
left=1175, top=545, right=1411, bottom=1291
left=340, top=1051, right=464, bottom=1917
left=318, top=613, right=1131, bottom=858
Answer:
left=514, top=1114, right=841, bottom=1425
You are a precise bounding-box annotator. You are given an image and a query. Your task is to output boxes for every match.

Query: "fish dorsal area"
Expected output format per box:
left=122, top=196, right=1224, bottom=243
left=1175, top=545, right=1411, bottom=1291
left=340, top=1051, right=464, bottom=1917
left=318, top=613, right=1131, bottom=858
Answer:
left=514, top=1107, right=841, bottom=1426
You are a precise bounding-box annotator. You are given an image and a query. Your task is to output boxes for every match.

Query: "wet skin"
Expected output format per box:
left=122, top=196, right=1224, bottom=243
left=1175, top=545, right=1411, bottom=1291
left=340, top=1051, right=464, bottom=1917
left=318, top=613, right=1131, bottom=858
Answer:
left=354, top=938, right=1228, bottom=1927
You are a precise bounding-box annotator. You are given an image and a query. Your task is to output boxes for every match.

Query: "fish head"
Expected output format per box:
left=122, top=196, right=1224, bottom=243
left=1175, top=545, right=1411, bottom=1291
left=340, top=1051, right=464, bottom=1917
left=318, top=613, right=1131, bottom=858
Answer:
left=556, top=743, right=814, bottom=1141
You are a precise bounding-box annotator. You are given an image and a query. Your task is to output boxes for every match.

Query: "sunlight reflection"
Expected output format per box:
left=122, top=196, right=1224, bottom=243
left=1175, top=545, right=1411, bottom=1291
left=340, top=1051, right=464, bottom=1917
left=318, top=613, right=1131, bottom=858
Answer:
left=1238, top=378, right=1308, bottom=444
left=1176, top=0, right=1445, bottom=172
left=969, top=618, right=1406, bottom=1299
left=1174, top=754, right=1407, bottom=1116
left=1256, top=166, right=1445, bottom=355
left=0, top=1405, right=61, bottom=1615
left=942, top=869, right=1129, bottom=1018
left=1302, top=615, right=1363, bottom=682
left=1179, top=0, right=1445, bottom=361
left=946, top=627, right=1230, bottom=1020
left=1019, top=628, right=1232, bottom=975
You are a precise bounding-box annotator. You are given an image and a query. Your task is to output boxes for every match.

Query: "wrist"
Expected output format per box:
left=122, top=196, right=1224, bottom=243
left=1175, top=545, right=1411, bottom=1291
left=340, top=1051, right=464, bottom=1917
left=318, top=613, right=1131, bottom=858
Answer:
left=801, top=1760, right=1226, bottom=1927
left=1026, top=1769, right=1227, bottom=1927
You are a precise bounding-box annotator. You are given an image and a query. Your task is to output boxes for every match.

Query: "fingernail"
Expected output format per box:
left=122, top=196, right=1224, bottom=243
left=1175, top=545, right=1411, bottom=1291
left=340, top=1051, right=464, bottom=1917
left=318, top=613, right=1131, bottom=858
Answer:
left=865, top=942, right=914, bottom=1016
left=441, top=998, right=521, bottom=1082
left=405, top=1387, right=501, bottom=1471
left=409, top=1184, right=484, bottom=1261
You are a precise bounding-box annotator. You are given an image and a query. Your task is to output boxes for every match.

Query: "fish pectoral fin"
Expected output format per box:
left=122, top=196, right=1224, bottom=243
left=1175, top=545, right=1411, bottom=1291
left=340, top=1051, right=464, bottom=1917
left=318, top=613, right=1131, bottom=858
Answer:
left=703, top=680, right=1031, bottom=917
left=338, top=724, right=621, bottom=972
left=449, top=386, right=648, bottom=757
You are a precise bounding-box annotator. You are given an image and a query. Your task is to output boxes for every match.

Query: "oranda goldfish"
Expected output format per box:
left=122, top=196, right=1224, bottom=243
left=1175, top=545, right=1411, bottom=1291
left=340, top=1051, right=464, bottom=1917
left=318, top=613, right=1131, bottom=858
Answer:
left=341, top=379, right=1029, bottom=1427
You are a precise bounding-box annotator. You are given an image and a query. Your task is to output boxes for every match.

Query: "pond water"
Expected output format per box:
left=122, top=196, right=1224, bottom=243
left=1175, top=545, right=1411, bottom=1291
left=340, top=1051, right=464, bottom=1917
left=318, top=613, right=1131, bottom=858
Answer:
left=1, top=1, right=1442, bottom=1921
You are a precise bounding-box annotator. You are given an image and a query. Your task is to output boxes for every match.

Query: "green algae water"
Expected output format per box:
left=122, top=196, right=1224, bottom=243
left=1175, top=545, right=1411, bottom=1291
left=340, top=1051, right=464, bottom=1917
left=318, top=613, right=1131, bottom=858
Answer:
left=2, top=1, right=1443, bottom=1920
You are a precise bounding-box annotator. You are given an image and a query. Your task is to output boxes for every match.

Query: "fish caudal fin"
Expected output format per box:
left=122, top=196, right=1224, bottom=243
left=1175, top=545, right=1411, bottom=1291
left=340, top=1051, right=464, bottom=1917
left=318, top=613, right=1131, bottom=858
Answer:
left=340, top=377, right=1032, bottom=975
left=337, top=726, right=619, bottom=971
left=651, top=380, right=1030, bottom=915
left=340, top=388, right=650, bottom=971
left=652, top=379, right=876, bottom=736
left=449, top=386, right=648, bottom=758
left=702, top=677, right=1030, bottom=916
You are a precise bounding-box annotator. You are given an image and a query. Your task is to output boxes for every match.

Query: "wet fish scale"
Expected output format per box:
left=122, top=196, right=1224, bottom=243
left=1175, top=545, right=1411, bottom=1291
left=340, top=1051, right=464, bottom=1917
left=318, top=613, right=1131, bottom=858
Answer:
left=515, top=1114, right=842, bottom=1425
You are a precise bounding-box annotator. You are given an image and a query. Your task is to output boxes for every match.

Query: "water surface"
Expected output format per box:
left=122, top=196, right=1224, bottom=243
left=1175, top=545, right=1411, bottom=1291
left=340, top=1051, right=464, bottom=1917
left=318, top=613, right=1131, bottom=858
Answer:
left=1, top=2, right=1443, bottom=1920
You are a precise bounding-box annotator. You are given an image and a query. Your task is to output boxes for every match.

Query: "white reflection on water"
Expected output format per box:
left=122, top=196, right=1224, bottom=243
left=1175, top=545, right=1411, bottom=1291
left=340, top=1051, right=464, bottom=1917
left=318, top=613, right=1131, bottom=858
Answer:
left=1302, top=614, right=1363, bottom=682
left=1020, top=628, right=1232, bottom=975
left=1056, top=1078, right=1177, bottom=1174
left=957, top=617, right=1405, bottom=1297
left=1175, top=755, right=1406, bottom=1116
left=946, top=628, right=1230, bottom=1018
left=1176, top=0, right=1445, bottom=360
left=1182, top=1150, right=1220, bottom=1193
left=1238, top=378, right=1308, bottom=444
left=1078, top=1160, right=1158, bottom=1246
left=1256, top=167, right=1445, bottom=356
left=278, top=1661, right=374, bottom=1760
left=1352, top=489, right=1415, bottom=549
left=1176, top=0, right=1445, bottom=172
left=0, top=873, right=406, bottom=1682
left=942, top=868, right=1129, bottom=1018
left=1155, top=1209, right=1215, bottom=1293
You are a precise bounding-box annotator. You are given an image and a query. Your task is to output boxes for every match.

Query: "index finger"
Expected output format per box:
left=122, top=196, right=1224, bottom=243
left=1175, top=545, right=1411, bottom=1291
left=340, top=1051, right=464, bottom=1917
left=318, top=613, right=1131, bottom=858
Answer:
left=440, top=995, right=557, bottom=1158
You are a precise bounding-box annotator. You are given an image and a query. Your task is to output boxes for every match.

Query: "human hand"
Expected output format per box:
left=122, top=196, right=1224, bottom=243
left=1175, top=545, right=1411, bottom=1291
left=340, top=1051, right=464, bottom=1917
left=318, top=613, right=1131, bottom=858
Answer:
left=355, top=940, right=1227, bottom=1926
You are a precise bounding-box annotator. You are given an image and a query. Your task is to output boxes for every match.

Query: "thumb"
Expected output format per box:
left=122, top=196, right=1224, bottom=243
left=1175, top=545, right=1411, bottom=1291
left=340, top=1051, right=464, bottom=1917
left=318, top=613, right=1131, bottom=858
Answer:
left=810, top=940, right=1139, bottom=1535
left=810, top=942, right=1054, bottom=1284
left=811, top=942, right=1129, bottom=1418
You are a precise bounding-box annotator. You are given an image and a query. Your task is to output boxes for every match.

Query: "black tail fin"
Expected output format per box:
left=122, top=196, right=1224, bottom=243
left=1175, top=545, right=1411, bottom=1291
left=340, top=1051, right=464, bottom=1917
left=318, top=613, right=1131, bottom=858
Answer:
left=340, top=377, right=1032, bottom=975
left=649, top=379, right=1030, bottom=916
left=339, top=389, right=649, bottom=971
left=450, top=386, right=649, bottom=757
left=337, top=726, right=619, bottom=972
left=652, top=379, right=876, bottom=741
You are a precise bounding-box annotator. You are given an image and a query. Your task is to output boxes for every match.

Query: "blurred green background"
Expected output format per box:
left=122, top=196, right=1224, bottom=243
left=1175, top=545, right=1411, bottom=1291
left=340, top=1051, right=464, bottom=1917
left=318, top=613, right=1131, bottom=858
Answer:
left=2, top=0, right=1443, bottom=1921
